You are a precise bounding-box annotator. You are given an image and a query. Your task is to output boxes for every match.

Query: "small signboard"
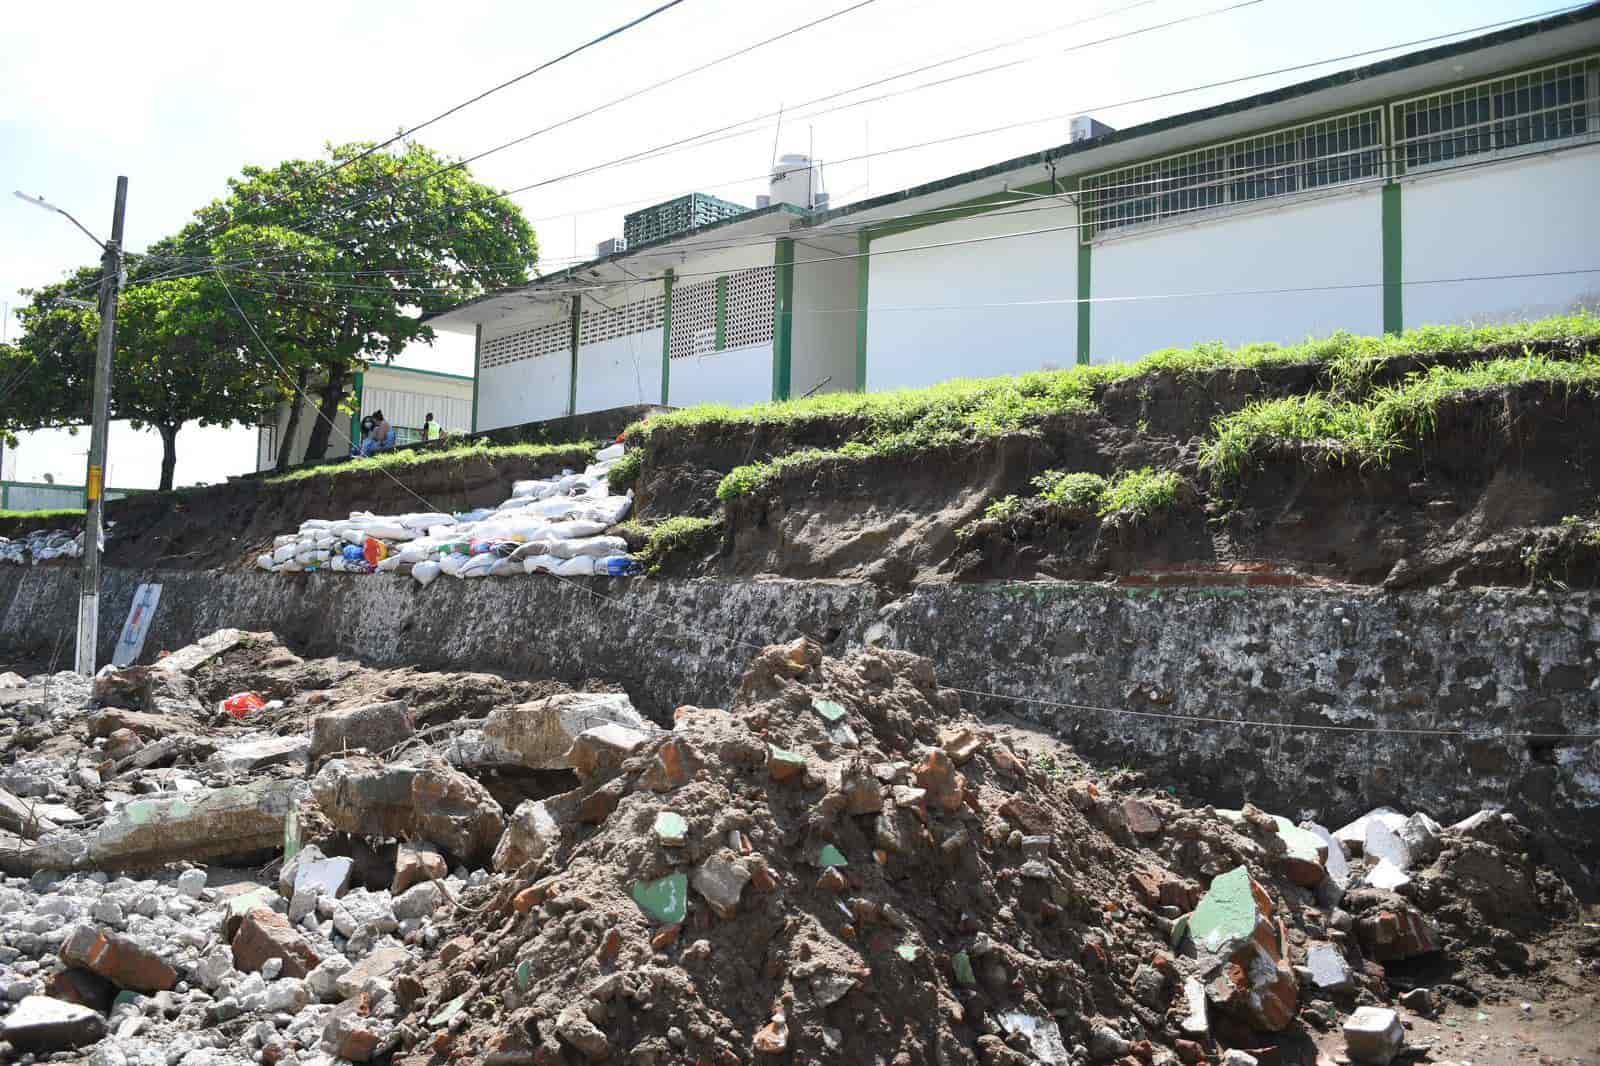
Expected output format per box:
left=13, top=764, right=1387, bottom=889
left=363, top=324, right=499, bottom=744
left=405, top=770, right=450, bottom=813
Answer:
left=112, top=582, right=162, bottom=667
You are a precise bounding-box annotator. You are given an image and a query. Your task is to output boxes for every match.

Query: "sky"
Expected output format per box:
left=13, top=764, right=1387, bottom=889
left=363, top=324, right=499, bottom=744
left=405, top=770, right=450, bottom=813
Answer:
left=0, top=0, right=1561, bottom=490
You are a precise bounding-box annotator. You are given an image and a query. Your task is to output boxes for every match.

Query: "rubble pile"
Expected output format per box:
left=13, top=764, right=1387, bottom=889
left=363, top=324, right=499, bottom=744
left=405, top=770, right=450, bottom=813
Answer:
left=0, top=630, right=1587, bottom=1066
left=253, top=444, right=639, bottom=583
left=0, top=529, right=84, bottom=566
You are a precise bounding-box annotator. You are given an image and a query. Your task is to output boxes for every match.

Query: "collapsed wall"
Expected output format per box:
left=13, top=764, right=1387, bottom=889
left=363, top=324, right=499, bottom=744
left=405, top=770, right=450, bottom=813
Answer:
left=2, top=566, right=1595, bottom=884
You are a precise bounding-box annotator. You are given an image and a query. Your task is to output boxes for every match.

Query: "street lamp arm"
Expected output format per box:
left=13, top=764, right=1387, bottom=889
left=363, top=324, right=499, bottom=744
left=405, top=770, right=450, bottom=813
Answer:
left=13, top=191, right=109, bottom=250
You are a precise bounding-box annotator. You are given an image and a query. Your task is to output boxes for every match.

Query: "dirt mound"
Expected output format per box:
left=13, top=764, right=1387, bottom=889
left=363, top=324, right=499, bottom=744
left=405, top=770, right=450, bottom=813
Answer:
left=374, top=644, right=1583, bottom=1066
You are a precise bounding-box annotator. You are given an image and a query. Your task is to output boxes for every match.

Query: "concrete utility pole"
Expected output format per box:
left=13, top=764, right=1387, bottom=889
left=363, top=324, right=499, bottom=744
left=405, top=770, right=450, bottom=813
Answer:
left=76, top=176, right=128, bottom=675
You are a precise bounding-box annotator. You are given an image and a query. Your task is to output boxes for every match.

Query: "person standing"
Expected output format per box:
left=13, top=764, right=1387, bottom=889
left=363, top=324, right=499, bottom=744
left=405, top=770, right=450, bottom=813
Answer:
left=423, top=411, right=444, bottom=444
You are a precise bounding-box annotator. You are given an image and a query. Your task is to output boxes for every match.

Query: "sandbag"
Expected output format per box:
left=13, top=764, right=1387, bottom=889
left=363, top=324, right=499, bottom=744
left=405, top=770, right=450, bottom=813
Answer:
left=522, top=554, right=562, bottom=574
left=401, top=512, right=453, bottom=530
left=413, top=560, right=441, bottom=587
left=548, top=519, right=608, bottom=540
left=553, top=555, right=597, bottom=577
left=595, top=442, right=626, bottom=462
left=438, top=554, right=466, bottom=577
left=256, top=554, right=276, bottom=571
left=272, top=543, right=298, bottom=564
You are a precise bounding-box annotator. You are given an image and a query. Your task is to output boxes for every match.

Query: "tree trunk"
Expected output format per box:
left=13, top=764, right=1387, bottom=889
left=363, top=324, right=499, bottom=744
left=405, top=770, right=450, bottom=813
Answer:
left=274, top=367, right=310, bottom=473
left=302, top=362, right=349, bottom=461
left=157, top=423, right=179, bottom=492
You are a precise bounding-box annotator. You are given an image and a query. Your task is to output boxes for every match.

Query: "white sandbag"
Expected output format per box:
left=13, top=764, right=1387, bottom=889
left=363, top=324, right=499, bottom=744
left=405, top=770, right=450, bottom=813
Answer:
left=256, top=554, right=276, bottom=571
left=511, top=479, right=557, bottom=499
left=553, top=555, right=597, bottom=577
left=299, top=519, right=334, bottom=530
left=396, top=543, right=435, bottom=564
left=400, top=512, right=452, bottom=530
left=596, top=442, right=626, bottom=462
left=274, top=534, right=298, bottom=548
left=341, top=528, right=367, bottom=546
left=522, top=554, right=562, bottom=574
left=459, top=554, right=497, bottom=579
left=376, top=555, right=402, bottom=572
left=280, top=559, right=305, bottom=573
left=413, top=560, right=441, bottom=587
left=428, top=524, right=456, bottom=538
left=489, top=558, right=523, bottom=577
left=496, top=496, right=535, bottom=512
left=272, top=543, right=298, bottom=564
left=362, top=523, right=415, bottom=541
left=548, top=519, right=608, bottom=539
left=526, top=498, right=580, bottom=520
left=570, top=536, right=628, bottom=558
left=438, top=553, right=466, bottom=577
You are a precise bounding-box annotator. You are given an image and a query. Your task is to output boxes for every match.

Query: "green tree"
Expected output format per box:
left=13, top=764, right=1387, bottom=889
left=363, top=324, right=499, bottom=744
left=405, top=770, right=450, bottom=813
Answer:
left=10, top=271, right=283, bottom=491
left=183, top=141, right=538, bottom=463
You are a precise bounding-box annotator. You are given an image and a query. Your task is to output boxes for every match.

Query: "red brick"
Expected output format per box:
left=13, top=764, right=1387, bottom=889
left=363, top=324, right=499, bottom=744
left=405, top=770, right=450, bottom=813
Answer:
left=232, top=907, right=321, bottom=979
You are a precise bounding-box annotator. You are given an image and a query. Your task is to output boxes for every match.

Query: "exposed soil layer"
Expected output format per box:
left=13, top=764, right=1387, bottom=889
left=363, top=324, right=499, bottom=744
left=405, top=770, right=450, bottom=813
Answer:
left=646, top=379, right=1600, bottom=590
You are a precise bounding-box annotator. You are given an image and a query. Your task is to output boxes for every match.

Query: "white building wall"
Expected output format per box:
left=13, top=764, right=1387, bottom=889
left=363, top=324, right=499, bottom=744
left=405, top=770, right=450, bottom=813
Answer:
left=865, top=203, right=1078, bottom=391
left=670, top=343, right=775, bottom=408
left=477, top=352, right=569, bottom=431
left=791, top=251, right=859, bottom=395
left=1401, top=146, right=1600, bottom=328
left=1091, top=189, right=1384, bottom=363
left=575, top=330, right=665, bottom=414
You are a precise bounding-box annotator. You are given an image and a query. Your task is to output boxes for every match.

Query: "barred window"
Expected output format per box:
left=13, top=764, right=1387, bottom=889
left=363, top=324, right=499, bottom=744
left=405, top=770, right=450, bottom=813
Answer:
left=1080, top=109, right=1383, bottom=240
left=1393, top=56, right=1599, bottom=171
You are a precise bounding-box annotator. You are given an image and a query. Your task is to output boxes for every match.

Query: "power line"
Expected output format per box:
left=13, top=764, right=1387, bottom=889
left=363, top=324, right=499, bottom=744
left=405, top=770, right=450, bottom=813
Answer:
left=179, top=0, right=694, bottom=250
left=143, top=0, right=1582, bottom=292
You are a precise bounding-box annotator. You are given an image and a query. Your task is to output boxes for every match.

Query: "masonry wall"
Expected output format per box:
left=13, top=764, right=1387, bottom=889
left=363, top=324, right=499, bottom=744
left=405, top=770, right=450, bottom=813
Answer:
left=3, top=566, right=1595, bottom=883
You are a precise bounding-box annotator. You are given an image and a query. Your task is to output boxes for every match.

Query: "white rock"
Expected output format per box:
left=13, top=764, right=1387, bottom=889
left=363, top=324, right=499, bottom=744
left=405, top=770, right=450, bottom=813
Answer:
left=1299, top=821, right=1350, bottom=886
left=1364, top=820, right=1412, bottom=871
left=1179, top=976, right=1209, bottom=1038
left=1307, top=942, right=1353, bottom=991
left=1221, top=1052, right=1258, bottom=1066
left=1344, top=1006, right=1404, bottom=1066
left=194, top=947, right=236, bottom=992
left=1334, top=807, right=1406, bottom=857
left=391, top=882, right=439, bottom=922
left=306, top=957, right=352, bottom=1003
left=264, top=978, right=309, bottom=1014
left=1399, top=813, right=1442, bottom=866
left=1365, top=858, right=1411, bottom=892
left=176, top=869, right=208, bottom=900
left=261, top=957, right=284, bottom=981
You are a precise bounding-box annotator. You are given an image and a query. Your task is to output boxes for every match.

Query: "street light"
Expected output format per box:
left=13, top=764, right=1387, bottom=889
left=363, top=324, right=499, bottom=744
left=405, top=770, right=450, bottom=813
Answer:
left=14, top=179, right=129, bottom=675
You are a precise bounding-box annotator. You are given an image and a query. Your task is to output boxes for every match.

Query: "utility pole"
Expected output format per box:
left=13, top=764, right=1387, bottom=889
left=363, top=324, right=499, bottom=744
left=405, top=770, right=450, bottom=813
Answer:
left=76, top=176, right=128, bottom=675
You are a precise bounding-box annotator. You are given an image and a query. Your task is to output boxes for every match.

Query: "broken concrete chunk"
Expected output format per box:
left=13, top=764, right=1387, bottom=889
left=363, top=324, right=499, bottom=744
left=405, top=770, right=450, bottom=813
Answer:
left=1179, top=976, right=1209, bottom=1038
left=1334, top=807, right=1406, bottom=858
left=1399, top=812, right=1442, bottom=866
left=87, top=708, right=190, bottom=741
left=1122, top=798, right=1163, bottom=837
left=1, top=995, right=108, bottom=1052
left=311, top=756, right=503, bottom=866
left=632, top=872, right=689, bottom=925
left=60, top=924, right=178, bottom=993
left=153, top=627, right=247, bottom=675
left=1364, top=819, right=1412, bottom=871
left=207, top=735, right=310, bottom=774
left=392, top=882, right=440, bottom=921
left=481, top=692, right=648, bottom=770
left=493, top=799, right=562, bottom=872
left=333, top=943, right=409, bottom=1001
left=1306, top=942, right=1353, bottom=991
left=692, top=854, right=750, bottom=919
left=0, top=786, right=60, bottom=839
left=1270, top=816, right=1328, bottom=886
left=231, top=907, right=321, bottom=978
left=1343, top=1006, right=1404, bottom=1066
left=1189, top=867, right=1271, bottom=958
left=653, top=811, right=688, bottom=847
left=1355, top=905, right=1438, bottom=961
left=309, top=700, right=414, bottom=761
left=566, top=722, right=650, bottom=781
left=392, top=842, right=448, bottom=894
left=1365, top=858, right=1411, bottom=892
left=1300, top=820, right=1350, bottom=887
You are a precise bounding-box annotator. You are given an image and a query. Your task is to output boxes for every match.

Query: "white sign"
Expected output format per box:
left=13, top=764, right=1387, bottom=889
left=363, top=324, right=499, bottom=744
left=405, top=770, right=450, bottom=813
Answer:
left=112, top=583, right=162, bottom=667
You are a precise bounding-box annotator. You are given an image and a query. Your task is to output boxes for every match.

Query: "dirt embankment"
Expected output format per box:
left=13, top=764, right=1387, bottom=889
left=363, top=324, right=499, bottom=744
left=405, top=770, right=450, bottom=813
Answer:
left=622, top=344, right=1600, bottom=590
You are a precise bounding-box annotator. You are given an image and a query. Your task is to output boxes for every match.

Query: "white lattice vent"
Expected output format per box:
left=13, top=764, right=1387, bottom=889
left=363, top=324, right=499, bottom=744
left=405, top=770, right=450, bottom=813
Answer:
left=669, top=278, right=717, bottom=360
left=481, top=320, right=570, bottom=369
left=580, top=293, right=664, bottom=347
left=725, top=266, right=775, bottom=351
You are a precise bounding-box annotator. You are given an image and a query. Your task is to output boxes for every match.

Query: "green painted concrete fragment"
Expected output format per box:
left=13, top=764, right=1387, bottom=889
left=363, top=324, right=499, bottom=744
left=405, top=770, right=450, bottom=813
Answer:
left=516, top=959, right=534, bottom=991
left=812, top=698, right=847, bottom=723
left=283, top=807, right=302, bottom=864
left=896, top=944, right=921, bottom=962
left=1188, top=866, right=1258, bottom=956
left=113, top=990, right=143, bottom=1011
left=429, top=992, right=469, bottom=1027
left=769, top=746, right=807, bottom=771
left=953, top=950, right=977, bottom=987
left=227, top=887, right=277, bottom=921
left=654, top=811, right=689, bottom=847
left=1168, top=912, right=1191, bottom=950
left=632, top=872, right=688, bottom=925
left=819, top=844, right=848, bottom=868
left=1271, top=815, right=1327, bottom=864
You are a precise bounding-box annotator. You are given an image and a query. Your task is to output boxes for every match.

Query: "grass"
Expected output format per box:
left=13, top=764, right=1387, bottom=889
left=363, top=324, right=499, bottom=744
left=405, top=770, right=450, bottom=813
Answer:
left=264, top=440, right=598, bottom=485
left=1203, top=352, right=1600, bottom=482
left=634, top=515, right=724, bottom=573
left=607, top=448, right=644, bottom=493
left=1034, top=471, right=1109, bottom=513
left=0, top=508, right=85, bottom=523
left=1100, top=468, right=1182, bottom=520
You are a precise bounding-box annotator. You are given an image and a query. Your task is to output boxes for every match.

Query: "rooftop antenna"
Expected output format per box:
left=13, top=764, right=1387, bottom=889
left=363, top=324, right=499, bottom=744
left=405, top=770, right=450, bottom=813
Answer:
left=770, top=103, right=785, bottom=171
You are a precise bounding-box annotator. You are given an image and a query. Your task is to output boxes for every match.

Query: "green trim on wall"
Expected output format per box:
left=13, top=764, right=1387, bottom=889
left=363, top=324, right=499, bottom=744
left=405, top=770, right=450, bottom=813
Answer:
left=470, top=325, right=482, bottom=432
left=567, top=295, right=582, bottom=417
left=714, top=275, right=728, bottom=351
left=865, top=181, right=1057, bottom=243
left=349, top=370, right=365, bottom=447
left=855, top=230, right=871, bottom=391
left=1382, top=183, right=1403, bottom=334
left=1076, top=242, right=1092, bottom=366
left=660, top=270, right=674, bottom=406
left=772, top=239, right=795, bottom=402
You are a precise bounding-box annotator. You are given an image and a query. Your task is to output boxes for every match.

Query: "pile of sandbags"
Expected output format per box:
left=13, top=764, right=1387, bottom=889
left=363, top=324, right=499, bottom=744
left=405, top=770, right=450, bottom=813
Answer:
left=254, top=444, right=638, bottom=586
left=0, top=529, right=84, bottom=566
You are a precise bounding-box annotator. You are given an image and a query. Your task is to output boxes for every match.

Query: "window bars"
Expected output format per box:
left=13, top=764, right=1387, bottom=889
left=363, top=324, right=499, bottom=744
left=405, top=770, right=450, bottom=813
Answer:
left=1392, top=55, right=1598, bottom=171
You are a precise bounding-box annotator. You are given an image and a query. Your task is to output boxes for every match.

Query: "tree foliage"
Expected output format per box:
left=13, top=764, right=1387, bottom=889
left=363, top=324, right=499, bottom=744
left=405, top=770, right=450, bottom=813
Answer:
left=180, top=141, right=539, bottom=462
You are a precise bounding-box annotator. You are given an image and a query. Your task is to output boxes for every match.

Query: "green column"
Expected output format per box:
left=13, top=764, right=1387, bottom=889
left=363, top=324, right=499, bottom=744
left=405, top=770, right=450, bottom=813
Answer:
left=772, top=238, right=795, bottom=402
left=714, top=275, right=728, bottom=351
left=567, top=295, right=582, bottom=418
left=660, top=270, right=674, bottom=406
left=1381, top=183, right=1403, bottom=335
left=1076, top=242, right=1093, bottom=366
left=470, top=325, right=482, bottom=433
left=855, top=230, right=870, bottom=391
left=348, top=370, right=365, bottom=448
